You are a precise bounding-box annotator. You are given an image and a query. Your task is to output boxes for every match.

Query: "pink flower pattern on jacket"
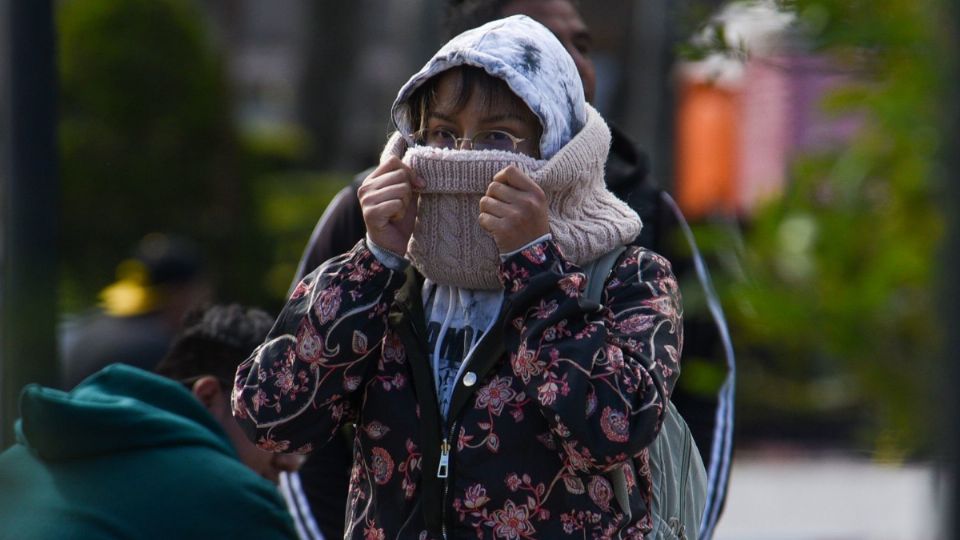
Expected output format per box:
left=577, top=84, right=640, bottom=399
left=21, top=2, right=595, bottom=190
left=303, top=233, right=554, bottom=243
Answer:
left=232, top=239, right=682, bottom=539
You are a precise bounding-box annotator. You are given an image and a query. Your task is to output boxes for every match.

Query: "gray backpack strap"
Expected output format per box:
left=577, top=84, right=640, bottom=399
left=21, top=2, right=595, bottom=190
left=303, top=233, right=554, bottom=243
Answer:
left=582, top=245, right=627, bottom=307
left=609, top=460, right=634, bottom=524
left=583, top=244, right=709, bottom=539
left=647, top=401, right=708, bottom=539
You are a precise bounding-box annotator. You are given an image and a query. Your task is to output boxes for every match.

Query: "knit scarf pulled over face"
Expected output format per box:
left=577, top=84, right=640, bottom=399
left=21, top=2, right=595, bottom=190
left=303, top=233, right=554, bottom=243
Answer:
left=380, top=104, right=642, bottom=290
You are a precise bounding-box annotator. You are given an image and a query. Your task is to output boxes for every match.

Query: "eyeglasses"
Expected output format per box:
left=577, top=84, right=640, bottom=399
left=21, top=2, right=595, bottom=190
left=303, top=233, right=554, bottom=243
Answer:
left=412, top=127, right=527, bottom=153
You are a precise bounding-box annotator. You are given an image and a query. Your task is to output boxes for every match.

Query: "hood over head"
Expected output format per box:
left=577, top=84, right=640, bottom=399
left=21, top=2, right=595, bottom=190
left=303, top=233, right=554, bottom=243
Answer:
left=16, top=363, right=234, bottom=461
left=391, top=14, right=586, bottom=160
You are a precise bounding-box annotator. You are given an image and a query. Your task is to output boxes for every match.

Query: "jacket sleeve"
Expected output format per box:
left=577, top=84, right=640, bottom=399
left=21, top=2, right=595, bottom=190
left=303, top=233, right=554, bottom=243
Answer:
left=498, top=239, right=682, bottom=473
left=233, top=240, right=406, bottom=454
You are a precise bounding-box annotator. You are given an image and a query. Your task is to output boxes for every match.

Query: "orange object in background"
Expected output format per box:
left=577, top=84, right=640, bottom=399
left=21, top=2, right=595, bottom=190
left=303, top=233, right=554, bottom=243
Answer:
left=676, top=80, right=740, bottom=220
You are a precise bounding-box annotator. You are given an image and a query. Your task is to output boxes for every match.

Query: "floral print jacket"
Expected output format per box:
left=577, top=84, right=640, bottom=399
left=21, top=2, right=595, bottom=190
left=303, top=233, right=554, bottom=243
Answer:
left=232, top=238, right=682, bottom=540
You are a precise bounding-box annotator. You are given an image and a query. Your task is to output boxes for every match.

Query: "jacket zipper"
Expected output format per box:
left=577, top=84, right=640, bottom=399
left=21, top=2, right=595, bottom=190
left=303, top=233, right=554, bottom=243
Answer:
left=437, top=438, right=451, bottom=478
left=392, top=299, right=447, bottom=538
left=438, top=420, right=458, bottom=540
left=434, top=301, right=508, bottom=539
left=396, top=284, right=493, bottom=539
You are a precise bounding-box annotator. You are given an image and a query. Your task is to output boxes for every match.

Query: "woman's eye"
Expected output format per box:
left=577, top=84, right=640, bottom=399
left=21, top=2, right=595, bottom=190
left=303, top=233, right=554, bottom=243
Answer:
left=477, top=131, right=514, bottom=146
left=476, top=131, right=517, bottom=151
left=427, top=128, right=457, bottom=148
left=480, top=131, right=511, bottom=142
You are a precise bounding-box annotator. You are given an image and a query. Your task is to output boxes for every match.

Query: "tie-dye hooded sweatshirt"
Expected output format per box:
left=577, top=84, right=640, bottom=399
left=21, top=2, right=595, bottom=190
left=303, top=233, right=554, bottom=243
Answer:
left=233, top=15, right=683, bottom=540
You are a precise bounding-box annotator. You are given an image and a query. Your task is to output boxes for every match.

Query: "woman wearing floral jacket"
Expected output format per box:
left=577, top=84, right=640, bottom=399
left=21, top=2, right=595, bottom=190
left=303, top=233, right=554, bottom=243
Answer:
left=233, top=16, right=683, bottom=540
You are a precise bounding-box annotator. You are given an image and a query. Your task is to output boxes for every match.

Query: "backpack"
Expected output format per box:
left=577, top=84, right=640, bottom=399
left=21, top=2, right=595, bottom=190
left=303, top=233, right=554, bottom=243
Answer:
left=582, top=246, right=708, bottom=540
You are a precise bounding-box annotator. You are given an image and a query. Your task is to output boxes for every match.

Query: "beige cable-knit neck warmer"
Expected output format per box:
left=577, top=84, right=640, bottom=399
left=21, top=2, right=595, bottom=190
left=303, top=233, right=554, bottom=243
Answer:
left=380, top=104, right=642, bottom=290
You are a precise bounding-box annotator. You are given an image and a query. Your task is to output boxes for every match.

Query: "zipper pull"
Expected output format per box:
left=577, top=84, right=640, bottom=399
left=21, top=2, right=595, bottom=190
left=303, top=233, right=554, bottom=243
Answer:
left=437, top=440, right=450, bottom=478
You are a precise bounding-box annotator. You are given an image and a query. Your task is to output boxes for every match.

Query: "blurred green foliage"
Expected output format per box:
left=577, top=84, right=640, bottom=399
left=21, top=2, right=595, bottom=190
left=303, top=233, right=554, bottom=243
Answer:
left=57, top=0, right=343, bottom=314
left=710, top=0, right=950, bottom=456
left=252, top=170, right=349, bottom=304
left=58, top=0, right=248, bottom=309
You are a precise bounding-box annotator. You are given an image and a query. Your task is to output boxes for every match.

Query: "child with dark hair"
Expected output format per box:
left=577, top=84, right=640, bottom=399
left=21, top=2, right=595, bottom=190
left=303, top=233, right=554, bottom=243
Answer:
left=155, top=304, right=302, bottom=484
left=0, top=304, right=299, bottom=539
left=235, top=16, right=694, bottom=539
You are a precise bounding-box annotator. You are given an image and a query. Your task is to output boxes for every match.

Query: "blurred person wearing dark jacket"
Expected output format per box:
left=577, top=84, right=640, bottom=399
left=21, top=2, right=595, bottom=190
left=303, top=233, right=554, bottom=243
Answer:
left=59, top=233, right=210, bottom=389
left=0, top=304, right=299, bottom=539
left=284, top=1, right=735, bottom=539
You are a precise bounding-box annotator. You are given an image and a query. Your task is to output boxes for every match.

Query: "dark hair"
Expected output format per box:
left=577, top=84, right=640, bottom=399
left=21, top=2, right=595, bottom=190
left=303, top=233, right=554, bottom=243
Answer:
left=444, top=0, right=581, bottom=38
left=154, top=304, right=274, bottom=388
left=408, top=65, right=540, bottom=138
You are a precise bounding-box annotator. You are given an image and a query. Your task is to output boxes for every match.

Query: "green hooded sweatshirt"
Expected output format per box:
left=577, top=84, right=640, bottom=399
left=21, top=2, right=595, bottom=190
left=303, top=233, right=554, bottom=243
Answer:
left=0, top=364, right=297, bottom=539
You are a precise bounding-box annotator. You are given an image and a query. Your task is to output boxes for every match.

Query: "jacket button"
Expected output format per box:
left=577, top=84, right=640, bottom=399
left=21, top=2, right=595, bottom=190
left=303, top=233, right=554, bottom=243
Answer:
left=463, top=372, right=477, bottom=387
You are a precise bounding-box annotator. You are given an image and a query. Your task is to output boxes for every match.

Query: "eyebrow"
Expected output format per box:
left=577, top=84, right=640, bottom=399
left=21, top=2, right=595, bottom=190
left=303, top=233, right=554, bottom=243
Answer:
left=482, top=112, right=529, bottom=124
left=428, top=111, right=457, bottom=122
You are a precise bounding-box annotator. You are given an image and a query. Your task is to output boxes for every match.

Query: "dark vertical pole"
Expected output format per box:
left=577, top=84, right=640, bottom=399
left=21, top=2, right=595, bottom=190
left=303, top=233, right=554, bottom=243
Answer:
left=621, top=0, right=671, bottom=187
left=299, top=0, right=363, bottom=169
left=947, top=2, right=960, bottom=537
left=620, top=0, right=693, bottom=193
left=1, top=0, right=59, bottom=448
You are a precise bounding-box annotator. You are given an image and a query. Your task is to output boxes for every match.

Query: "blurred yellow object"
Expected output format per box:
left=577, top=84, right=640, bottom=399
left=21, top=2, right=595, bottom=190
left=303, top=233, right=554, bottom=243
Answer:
left=98, top=259, right=161, bottom=317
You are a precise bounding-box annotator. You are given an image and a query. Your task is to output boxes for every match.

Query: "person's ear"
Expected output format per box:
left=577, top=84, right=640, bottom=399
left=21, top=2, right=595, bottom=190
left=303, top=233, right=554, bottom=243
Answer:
left=191, top=375, right=225, bottom=411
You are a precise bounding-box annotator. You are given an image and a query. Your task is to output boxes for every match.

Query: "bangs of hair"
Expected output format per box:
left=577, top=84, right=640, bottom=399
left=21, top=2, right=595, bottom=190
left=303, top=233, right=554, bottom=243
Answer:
left=409, top=66, right=536, bottom=132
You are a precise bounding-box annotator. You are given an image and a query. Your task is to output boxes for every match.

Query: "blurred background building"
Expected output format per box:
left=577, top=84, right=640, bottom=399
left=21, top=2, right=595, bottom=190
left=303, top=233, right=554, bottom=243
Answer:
left=197, top=0, right=716, bottom=178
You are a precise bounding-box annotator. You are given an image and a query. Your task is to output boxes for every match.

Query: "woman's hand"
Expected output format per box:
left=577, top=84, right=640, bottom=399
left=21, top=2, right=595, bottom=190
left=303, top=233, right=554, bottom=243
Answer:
left=359, top=156, right=424, bottom=256
left=478, top=165, right=550, bottom=253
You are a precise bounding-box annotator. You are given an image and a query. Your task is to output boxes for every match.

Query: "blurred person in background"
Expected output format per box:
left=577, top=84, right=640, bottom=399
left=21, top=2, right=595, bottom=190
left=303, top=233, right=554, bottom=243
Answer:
left=0, top=304, right=299, bottom=538
left=283, top=1, right=736, bottom=539
left=59, top=233, right=211, bottom=389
